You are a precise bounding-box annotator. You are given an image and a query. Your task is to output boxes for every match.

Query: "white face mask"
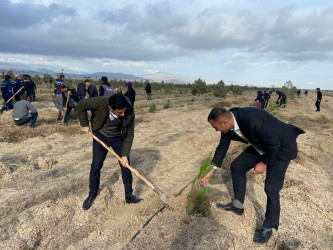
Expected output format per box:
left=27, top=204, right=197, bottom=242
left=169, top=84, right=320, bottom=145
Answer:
left=109, top=111, right=118, bottom=121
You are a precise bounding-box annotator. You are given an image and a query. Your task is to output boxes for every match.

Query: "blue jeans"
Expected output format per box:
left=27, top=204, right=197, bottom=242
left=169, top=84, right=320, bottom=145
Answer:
left=14, top=112, right=38, bottom=127
left=89, top=131, right=133, bottom=197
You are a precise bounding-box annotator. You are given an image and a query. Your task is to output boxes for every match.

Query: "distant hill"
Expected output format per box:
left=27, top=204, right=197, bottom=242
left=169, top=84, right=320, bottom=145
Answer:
left=0, top=63, right=145, bottom=81
left=0, top=62, right=252, bottom=86
left=142, top=72, right=195, bottom=84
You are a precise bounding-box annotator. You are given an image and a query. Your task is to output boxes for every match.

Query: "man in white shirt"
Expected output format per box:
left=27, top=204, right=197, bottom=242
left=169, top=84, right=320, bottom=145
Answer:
left=201, top=107, right=304, bottom=243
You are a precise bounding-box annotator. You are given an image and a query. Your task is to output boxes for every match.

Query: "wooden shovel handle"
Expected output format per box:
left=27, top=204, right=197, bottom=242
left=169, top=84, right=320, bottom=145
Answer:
left=4, top=86, right=24, bottom=104
left=88, top=131, right=156, bottom=190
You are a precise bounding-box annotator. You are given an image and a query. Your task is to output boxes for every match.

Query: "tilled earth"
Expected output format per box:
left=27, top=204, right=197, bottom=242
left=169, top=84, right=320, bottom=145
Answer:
left=0, top=88, right=332, bottom=249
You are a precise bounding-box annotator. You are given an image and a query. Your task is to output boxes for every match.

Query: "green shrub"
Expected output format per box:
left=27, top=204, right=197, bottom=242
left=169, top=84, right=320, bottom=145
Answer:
left=149, top=103, right=156, bottom=112
left=163, top=100, right=172, bottom=109
left=187, top=98, right=195, bottom=105
left=186, top=157, right=213, bottom=216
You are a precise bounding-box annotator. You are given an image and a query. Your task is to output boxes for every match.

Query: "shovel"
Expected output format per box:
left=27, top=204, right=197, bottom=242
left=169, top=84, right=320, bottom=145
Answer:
left=88, top=131, right=168, bottom=204
left=0, top=86, right=24, bottom=115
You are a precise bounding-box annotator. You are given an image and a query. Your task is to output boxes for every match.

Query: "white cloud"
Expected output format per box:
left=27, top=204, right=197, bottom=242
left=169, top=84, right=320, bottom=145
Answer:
left=102, top=60, right=149, bottom=68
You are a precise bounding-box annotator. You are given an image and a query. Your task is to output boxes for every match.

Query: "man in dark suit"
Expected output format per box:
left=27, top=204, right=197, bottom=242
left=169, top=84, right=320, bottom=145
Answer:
left=315, top=88, right=322, bottom=112
left=202, top=107, right=305, bottom=243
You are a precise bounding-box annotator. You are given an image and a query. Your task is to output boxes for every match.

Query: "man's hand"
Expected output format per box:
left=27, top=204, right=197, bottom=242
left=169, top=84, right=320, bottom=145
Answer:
left=67, top=91, right=72, bottom=96
left=121, top=156, right=128, bottom=167
left=61, top=111, right=64, bottom=116
left=63, top=107, right=67, bottom=111
left=253, top=162, right=267, bottom=174
left=81, top=126, right=89, bottom=135
left=201, top=168, right=216, bottom=187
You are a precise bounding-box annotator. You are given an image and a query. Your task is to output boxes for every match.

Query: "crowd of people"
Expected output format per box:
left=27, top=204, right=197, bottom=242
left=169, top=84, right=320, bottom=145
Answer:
left=254, top=88, right=322, bottom=111
left=0, top=74, right=326, bottom=244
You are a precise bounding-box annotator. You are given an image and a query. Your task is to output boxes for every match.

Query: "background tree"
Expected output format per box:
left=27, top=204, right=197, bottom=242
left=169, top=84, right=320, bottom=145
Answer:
left=213, top=80, right=227, bottom=98
left=230, top=84, right=243, bottom=97
left=5, top=70, right=15, bottom=79
left=284, top=80, right=293, bottom=89
left=191, top=77, right=208, bottom=96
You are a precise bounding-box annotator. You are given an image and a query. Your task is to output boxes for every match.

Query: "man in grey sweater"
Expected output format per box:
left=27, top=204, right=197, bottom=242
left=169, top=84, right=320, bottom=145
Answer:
left=12, top=94, right=38, bottom=128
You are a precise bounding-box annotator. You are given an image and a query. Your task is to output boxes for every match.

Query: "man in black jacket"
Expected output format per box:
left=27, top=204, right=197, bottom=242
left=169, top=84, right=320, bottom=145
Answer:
left=201, top=107, right=305, bottom=243
left=55, top=84, right=79, bottom=125
left=124, top=81, right=136, bottom=106
left=276, top=90, right=286, bottom=108
left=145, top=82, right=152, bottom=100
left=84, top=79, right=98, bottom=98
left=77, top=81, right=86, bottom=100
left=77, top=94, right=142, bottom=210
left=315, top=88, right=322, bottom=112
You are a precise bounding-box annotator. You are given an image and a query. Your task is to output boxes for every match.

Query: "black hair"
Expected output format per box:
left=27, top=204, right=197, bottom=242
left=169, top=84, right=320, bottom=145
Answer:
left=60, top=75, right=65, bottom=79
left=84, top=79, right=91, bottom=83
left=109, top=94, right=128, bottom=110
left=101, top=76, right=108, bottom=84
left=5, top=75, right=12, bottom=80
left=59, top=84, right=67, bottom=89
left=208, top=107, right=230, bottom=122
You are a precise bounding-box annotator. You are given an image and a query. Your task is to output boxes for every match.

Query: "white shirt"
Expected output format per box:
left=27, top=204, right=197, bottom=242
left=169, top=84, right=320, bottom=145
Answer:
left=109, top=111, right=118, bottom=121
left=231, top=113, right=265, bottom=155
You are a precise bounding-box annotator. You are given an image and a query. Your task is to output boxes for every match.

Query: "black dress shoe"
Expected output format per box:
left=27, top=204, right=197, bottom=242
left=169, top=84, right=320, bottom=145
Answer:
left=216, top=202, right=244, bottom=215
left=253, top=228, right=272, bottom=243
left=83, top=195, right=96, bottom=210
left=125, top=194, right=143, bottom=204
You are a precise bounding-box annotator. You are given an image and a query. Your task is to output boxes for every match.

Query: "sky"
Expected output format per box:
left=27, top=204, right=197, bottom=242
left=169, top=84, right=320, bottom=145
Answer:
left=0, top=0, right=332, bottom=89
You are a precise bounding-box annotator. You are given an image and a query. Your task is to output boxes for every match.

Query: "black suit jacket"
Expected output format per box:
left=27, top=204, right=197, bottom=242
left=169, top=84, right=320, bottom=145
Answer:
left=212, top=107, right=305, bottom=167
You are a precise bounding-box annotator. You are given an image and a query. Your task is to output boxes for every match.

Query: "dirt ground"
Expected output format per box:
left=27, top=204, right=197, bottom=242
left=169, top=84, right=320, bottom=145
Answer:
left=0, top=86, right=332, bottom=249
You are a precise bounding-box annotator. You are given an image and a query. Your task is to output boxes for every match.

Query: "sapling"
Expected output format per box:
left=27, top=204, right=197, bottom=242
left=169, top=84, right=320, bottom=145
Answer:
left=186, top=157, right=214, bottom=216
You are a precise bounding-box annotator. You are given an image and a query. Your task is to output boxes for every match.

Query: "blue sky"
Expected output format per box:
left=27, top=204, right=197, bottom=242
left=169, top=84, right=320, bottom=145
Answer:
left=0, top=0, right=332, bottom=89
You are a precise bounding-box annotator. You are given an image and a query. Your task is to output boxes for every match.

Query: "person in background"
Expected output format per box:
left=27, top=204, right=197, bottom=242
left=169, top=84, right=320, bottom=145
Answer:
left=13, top=74, right=24, bottom=101
left=263, top=88, right=271, bottom=108
left=304, top=90, right=308, bottom=97
left=124, top=81, right=136, bottom=106
left=12, top=94, right=38, bottom=128
left=77, top=81, right=86, bottom=100
left=315, top=88, right=322, bottom=112
left=255, top=89, right=265, bottom=110
left=99, top=76, right=114, bottom=97
left=54, top=75, right=66, bottom=96
left=55, top=84, right=79, bottom=125
left=1, top=75, right=14, bottom=110
left=31, top=78, right=37, bottom=102
left=145, top=82, right=152, bottom=100
left=23, top=75, right=35, bottom=102
left=62, top=84, right=79, bottom=125
left=275, top=90, right=286, bottom=108
left=85, top=79, right=98, bottom=98
left=116, top=87, right=123, bottom=94
left=296, top=89, right=301, bottom=97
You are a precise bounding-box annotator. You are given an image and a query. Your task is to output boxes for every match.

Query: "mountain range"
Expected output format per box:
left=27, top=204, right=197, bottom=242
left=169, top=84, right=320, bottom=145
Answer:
left=0, top=62, right=250, bottom=86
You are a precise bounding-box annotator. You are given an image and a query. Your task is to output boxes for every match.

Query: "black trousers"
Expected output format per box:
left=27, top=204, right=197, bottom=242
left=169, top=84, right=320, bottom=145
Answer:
left=64, top=105, right=78, bottom=124
left=230, top=147, right=289, bottom=230
left=89, top=131, right=133, bottom=197
left=315, top=100, right=321, bottom=111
